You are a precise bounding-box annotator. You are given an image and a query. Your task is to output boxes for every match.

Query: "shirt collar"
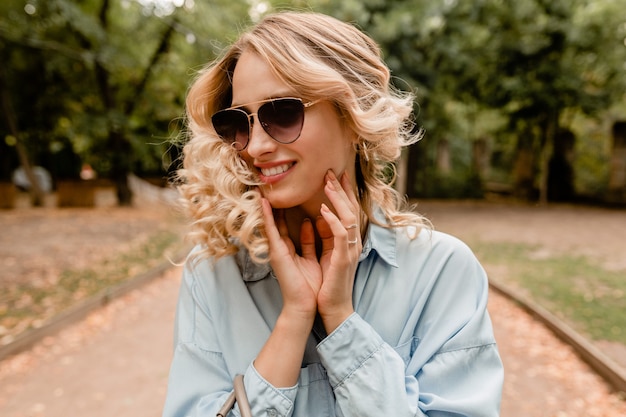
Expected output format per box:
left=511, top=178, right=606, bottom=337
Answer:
left=236, top=247, right=273, bottom=282
left=359, top=213, right=399, bottom=268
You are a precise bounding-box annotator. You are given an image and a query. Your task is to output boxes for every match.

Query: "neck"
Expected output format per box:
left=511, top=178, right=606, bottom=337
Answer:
left=283, top=204, right=368, bottom=257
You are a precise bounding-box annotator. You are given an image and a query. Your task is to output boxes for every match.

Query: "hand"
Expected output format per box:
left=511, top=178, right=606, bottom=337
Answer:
left=261, top=199, right=321, bottom=322
left=315, top=170, right=362, bottom=332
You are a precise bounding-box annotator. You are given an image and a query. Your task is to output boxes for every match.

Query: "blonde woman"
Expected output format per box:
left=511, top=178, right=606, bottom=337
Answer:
left=164, top=11, right=503, bottom=417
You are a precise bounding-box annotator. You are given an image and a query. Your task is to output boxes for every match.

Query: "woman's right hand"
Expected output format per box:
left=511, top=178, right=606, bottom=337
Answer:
left=255, top=198, right=321, bottom=387
left=261, top=198, right=321, bottom=321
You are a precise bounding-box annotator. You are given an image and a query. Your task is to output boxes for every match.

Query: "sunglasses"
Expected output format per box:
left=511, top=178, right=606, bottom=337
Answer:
left=211, top=97, right=319, bottom=151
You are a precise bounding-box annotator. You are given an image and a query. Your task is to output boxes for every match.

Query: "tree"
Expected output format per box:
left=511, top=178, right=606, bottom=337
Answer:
left=280, top=0, right=626, bottom=201
left=0, top=0, right=251, bottom=206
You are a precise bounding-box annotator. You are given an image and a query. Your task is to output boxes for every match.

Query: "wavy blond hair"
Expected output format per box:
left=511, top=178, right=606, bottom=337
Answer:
left=177, top=11, right=427, bottom=263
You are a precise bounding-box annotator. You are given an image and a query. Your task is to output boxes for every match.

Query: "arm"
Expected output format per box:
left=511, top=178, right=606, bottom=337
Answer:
left=319, top=315, right=502, bottom=417
left=318, top=234, right=503, bottom=417
left=254, top=169, right=362, bottom=386
left=162, top=262, right=302, bottom=417
left=165, top=169, right=362, bottom=416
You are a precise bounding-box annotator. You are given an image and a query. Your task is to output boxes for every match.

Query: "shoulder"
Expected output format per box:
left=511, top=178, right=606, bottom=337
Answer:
left=182, top=245, right=240, bottom=291
left=396, top=226, right=477, bottom=262
left=394, top=227, right=488, bottom=289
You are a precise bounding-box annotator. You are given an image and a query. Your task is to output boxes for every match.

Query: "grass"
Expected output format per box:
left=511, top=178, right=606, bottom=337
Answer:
left=0, top=229, right=185, bottom=343
left=469, top=241, right=626, bottom=344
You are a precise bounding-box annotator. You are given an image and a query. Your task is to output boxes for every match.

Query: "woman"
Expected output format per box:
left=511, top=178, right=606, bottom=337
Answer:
left=163, top=11, right=503, bottom=417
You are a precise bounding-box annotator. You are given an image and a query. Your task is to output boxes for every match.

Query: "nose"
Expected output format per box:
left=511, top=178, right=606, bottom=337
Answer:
left=244, top=116, right=277, bottom=158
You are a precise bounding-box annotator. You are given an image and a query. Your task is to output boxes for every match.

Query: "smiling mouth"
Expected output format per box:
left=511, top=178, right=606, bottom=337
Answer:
left=259, top=163, right=294, bottom=177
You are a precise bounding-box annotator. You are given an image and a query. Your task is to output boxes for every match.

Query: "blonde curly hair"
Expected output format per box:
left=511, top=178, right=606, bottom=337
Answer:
left=177, top=11, right=427, bottom=263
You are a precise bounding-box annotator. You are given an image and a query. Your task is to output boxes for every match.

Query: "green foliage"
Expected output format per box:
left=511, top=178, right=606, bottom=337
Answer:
left=0, top=0, right=251, bottom=194
left=2, top=0, right=625, bottom=200
left=275, top=0, right=626, bottom=199
left=471, top=241, right=626, bottom=344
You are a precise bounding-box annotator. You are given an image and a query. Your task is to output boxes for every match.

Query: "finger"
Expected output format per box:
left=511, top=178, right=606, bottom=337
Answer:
left=325, top=171, right=358, bottom=235
left=261, top=199, right=294, bottom=259
left=275, top=208, right=289, bottom=238
left=320, top=203, right=352, bottom=251
left=300, top=218, right=317, bottom=260
left=339, top=172, right=361, bottom=245
left=325, top=170, right=354, bottom=213
left=340, top=171, right=359, bottom=210
left=316, top=215, right=333, bottom=241
left=261, top=198, right=280, bottom=243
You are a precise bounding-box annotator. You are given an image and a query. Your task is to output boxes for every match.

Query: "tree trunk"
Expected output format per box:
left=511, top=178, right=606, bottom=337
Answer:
left=512, top=136, right=536, bottom=200
left=547, top=129, right=575, bottom=202
left=472, top=138, right=489, bottom=178
left=0, top=65, right=45, bottom=206
left=538, top=112, right=558, bottom=205
left=91, top=1, right=176, bottom=206
left=406, top=139, right=428, bottom=198
left=395, top=149, right=408, bottom=197
left=109, top=130, right=133, bottom=206
left=608, top=121, right=626, bottom=204
left=436, top=138, right=451, bottom=175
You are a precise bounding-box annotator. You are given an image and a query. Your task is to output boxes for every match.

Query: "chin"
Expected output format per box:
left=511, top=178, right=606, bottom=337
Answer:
left=263, top=192, right=315, bottom=210
left=262, top=192, right=297, bottom=209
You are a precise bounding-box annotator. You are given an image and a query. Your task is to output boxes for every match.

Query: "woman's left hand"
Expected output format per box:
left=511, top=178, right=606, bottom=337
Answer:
left=316, top=170, right=362, bottom=333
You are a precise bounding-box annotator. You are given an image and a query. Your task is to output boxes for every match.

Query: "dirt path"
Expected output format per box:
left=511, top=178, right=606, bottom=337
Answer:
left=0, top=198, right=625, bottom=416
left=419, top=200, right=626, bottom=416
left=417, top=200, right=626, bottom=272
left=0, top=267, right=181, bottom=416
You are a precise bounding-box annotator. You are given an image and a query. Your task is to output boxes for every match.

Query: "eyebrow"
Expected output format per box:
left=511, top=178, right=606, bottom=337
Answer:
left=230, top=94, right=297, bottom=110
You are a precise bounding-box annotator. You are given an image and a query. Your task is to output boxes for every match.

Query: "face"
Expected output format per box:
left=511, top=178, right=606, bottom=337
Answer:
left=229, top=50, right=357, bottom=215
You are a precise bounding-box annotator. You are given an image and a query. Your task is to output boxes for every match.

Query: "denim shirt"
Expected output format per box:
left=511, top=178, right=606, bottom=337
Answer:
left=163, top=223, right=503, bottom=417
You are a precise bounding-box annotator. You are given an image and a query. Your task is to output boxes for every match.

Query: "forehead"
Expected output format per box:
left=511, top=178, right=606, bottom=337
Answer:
left=231, top=51, right=294, bottom=107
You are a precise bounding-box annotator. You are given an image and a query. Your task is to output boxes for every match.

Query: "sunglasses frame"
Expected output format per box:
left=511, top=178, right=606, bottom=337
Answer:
left=211, top=97, right=320, bottom=151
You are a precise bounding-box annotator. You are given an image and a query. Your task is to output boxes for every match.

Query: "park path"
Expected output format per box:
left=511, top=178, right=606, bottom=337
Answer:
left=0, top=199, right=625, bottom=416
left=1, top=261, right=625, bottom=416
left=0, top=266, right=181, bottom=417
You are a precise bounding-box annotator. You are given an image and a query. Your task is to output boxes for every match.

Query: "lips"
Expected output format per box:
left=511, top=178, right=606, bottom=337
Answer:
left=259, top=162, right=294, bottom=177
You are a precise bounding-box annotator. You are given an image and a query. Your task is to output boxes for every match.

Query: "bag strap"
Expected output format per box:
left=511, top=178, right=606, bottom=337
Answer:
left=216, top=374, right=252, bottom=417
left=216, top=391, right=236, bottom=417
left=233, top=374, right=252, bottom=417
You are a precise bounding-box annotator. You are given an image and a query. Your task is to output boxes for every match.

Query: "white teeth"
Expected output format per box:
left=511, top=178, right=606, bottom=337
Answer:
left=260, top=163, right=293, bottom=177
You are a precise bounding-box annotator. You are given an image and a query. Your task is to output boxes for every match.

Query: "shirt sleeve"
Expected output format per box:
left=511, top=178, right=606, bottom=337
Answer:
left=162, top=263, right=300, bottom=417
left=317, top=233, right=503, bottom=417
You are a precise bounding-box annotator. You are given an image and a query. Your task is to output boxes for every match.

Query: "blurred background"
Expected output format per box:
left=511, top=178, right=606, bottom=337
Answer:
left=1, top=0, right=626, bottom=207
left=0, top=0, right=625, bottom=416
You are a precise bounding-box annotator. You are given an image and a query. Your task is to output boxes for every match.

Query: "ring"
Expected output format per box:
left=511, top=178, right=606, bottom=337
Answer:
left=345, top=223, right=358, bottom=245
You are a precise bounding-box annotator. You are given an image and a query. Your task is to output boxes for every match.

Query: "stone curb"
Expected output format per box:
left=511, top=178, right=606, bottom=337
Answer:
left=489, top=278, right=626, bottom=395
left=0, top=248, right=189, bottom=362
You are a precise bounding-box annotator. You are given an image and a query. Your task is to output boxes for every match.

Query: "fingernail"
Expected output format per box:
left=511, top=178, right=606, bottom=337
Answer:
left=321, top=203, right=330, bottom=213
left=326, top=179, right=335, bottom=191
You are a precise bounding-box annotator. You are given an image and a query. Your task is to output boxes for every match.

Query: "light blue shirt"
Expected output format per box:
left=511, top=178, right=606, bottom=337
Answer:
left=163, top=222, right=503, bottom=417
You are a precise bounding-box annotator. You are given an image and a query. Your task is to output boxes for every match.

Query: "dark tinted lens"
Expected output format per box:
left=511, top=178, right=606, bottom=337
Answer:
left=258, top=99, right=305, bottom=143
left=211, top=109, right=249, bottom=150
